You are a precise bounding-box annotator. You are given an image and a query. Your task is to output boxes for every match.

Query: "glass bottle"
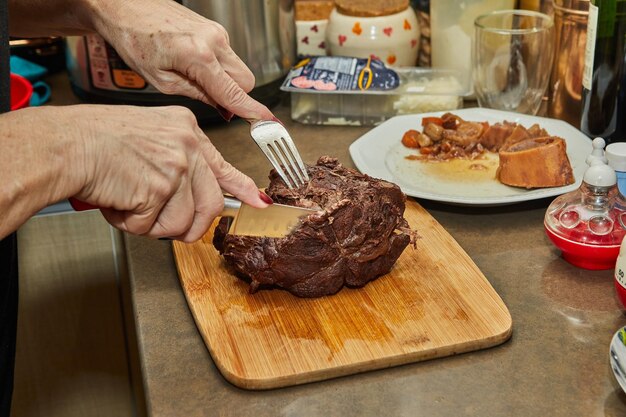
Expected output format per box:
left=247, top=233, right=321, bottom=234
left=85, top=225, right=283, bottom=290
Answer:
left=580, top=0, right=626, bottom=143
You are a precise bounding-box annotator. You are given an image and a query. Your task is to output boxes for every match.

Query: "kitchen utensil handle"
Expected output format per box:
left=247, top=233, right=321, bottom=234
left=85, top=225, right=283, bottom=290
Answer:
left=70, top=196, right=243, bottom=216
left=68, top=197, right=98, bottom=211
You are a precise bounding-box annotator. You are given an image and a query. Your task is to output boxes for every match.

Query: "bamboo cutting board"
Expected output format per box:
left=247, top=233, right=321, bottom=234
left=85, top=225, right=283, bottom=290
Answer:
left=173, top=200, right=512, bottom=389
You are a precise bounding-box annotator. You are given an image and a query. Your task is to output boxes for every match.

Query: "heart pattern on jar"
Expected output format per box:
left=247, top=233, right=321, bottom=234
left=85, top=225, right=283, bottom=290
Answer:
left=387, top=54, right=397, bottom=65
left=301, top=36, right=309, bottom=44
left=311, top=25, right=319, bottom=33
left=411, top=39, right=417, bottom=48
left=352, top=22, right=362, bottom=35
left=338, top=34, right=347, bottom=46
left=318, top=41, right=326, bottom=49
left=383, top=27, right=393, bottom=37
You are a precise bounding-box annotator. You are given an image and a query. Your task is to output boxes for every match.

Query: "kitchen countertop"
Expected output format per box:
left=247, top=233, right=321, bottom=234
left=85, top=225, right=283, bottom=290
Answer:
left=47, top=72, right=626, bottom=416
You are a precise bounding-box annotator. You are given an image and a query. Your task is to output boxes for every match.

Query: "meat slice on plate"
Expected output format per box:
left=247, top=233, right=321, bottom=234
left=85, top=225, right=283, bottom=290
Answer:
left=480, top=121, right=516, bottom=151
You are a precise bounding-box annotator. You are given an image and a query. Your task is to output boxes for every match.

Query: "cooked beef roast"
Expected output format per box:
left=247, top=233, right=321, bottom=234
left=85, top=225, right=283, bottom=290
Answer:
left=213, top=156, right=415, bottom=298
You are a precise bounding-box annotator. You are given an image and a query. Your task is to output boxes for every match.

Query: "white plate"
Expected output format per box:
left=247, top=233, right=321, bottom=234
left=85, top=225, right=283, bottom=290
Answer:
left=349, top=108, right=593, bottom=206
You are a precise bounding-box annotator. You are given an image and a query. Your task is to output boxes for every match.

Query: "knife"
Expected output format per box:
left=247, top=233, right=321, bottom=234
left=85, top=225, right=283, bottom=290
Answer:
left=222, top=196, right=314, bottom=238
left=68, top=196, right=314, bottom=238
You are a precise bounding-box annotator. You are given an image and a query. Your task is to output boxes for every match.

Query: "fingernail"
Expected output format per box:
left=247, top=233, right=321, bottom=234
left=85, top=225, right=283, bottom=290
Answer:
left=270, top=116, right=283, bottom=125
left=158, top=237, right=173, bottom=241
left=259, top=191, right=273, bottom=205
left=216, top=105, right=234, bottom=122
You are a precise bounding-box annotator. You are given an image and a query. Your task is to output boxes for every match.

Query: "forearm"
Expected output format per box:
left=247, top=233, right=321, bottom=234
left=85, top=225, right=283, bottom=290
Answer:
left=0, top=107, right=86, bottom=239
left=8, top=0, right=102, bottom=37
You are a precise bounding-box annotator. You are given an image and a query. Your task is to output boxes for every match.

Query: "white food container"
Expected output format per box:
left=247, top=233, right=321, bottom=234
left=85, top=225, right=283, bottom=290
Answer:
left=281, top=63, right=471, bottom=126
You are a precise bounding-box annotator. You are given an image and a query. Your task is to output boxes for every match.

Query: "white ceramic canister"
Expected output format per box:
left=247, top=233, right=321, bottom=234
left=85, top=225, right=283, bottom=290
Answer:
left=326, top=5, right=420, bottom=67
left=296, top=19, right=330, bottom=56
left=430, top=0, right=515, bottom=95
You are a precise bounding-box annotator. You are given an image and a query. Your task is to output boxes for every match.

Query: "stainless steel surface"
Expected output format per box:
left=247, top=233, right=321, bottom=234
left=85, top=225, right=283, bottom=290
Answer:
left=249, top=119, right=309, bottom=188
left=182, top=0, right=296, bottom=87
left=223, top=196, right=313, bottom=238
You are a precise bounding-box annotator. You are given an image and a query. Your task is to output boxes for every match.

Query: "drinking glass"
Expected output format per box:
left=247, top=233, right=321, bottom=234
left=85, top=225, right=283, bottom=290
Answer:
left=473, top=10, right=555, bottom=115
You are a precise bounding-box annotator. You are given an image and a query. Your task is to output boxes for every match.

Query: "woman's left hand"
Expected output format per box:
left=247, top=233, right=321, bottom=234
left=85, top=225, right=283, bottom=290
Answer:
left=90, top=0, right=274, bottom=121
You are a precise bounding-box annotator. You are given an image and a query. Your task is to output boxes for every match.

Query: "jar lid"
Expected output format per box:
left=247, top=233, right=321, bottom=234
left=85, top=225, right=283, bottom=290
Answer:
left=607, top=142, right=626, bottom=172
left=295, top=0, right=335, bottom=21
left=334, top=0, right=409, bottom=17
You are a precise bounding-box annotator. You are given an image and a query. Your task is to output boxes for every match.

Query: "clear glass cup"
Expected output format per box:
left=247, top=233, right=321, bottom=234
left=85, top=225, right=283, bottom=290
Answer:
left=473, top=10, right=555, bottom=115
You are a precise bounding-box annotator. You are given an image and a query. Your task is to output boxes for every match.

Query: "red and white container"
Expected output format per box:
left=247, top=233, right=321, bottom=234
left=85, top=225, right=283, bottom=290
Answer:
left=544, top=138, right=626, bottom=270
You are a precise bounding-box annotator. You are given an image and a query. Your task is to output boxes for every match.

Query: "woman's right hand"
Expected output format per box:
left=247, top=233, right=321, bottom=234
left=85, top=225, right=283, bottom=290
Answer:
left=68, top=104, right=269, bottom=242
left=1, top=104, right=268, bottom=241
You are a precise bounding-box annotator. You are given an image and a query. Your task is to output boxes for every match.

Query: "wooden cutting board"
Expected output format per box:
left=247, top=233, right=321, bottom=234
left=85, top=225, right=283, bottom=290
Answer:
left=173, top=200, right=512, bottom=389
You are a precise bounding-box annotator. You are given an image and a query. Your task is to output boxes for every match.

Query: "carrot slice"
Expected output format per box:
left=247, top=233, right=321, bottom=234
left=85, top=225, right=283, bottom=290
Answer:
left=401, top=129, right=421, bottom=148
left=421, top=117, right=444, bottom=127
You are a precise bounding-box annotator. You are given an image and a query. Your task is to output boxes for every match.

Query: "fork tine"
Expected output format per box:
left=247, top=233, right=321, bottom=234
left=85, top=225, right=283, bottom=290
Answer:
left=268, top=140, right=301, bottom=187
left=280, top=135, right=310, bottom=183
left=272, top=125, right=310, bottom=183
left=276, top=137, right=307, bottom=186
left=249, top=120, right=309, bottom=189
left=260, top=143, right=295, bottom=188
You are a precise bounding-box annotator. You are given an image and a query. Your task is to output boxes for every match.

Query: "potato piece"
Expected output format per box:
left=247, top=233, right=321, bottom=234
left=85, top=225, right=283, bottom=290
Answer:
left=417, top=133, right=432, bottom=147
left=424, top=123, right=444, bottom=142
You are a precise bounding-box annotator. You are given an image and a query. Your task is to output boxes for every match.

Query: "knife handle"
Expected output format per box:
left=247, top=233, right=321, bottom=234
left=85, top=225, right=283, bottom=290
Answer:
left=70, top=196, right=242, bottom=215
left=68, top=197, right=98, bottom=211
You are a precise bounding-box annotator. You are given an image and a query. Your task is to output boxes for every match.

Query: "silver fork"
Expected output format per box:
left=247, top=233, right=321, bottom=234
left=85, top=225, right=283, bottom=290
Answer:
left=249, top=120, right=310, bottom=189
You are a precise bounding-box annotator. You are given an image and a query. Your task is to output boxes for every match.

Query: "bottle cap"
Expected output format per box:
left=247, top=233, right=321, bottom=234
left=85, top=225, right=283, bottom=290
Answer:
left=606, top=142, right=626, bottom=172
left=586, top=137, right=608, bottom=165
left=583, top=158, right=617, bottom=187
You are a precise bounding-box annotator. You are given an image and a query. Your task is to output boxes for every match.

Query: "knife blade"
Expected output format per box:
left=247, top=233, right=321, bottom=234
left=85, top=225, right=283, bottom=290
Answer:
left=222, top=196, right=315, bottom=238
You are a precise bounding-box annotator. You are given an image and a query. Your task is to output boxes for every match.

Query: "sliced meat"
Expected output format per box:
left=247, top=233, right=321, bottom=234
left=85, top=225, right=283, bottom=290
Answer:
left=502, top=124, right=531, bottom=149
left=527, top=123, right=549, bottom=138
left=480, top=121, right=516, bottom=151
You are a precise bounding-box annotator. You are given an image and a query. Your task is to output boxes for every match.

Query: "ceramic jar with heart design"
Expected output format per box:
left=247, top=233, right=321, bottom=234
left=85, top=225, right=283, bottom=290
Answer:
left=326, top=0, right=420, bottom=67
left=296, top=19, right=330, bottom=57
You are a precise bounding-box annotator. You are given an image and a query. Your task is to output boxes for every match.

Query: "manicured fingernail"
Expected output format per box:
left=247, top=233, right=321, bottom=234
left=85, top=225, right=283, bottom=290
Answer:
left=158, top=237, right=173, bottom=241
left=216, top=105, right=234, bottom=122
left=259, top=191, right=273, bottom=205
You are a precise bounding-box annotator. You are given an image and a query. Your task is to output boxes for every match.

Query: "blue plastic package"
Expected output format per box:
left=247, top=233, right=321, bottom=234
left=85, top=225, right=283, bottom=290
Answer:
left=281, top=56, right=400, bottom=92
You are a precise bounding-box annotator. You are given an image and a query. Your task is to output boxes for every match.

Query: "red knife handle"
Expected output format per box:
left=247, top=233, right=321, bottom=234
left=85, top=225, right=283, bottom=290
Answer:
left=69, top=197, right=99, bottom=211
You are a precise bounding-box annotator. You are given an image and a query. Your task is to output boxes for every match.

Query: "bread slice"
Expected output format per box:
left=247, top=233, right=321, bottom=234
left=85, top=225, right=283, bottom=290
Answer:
left=497, top=136, right=575, bottom=188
